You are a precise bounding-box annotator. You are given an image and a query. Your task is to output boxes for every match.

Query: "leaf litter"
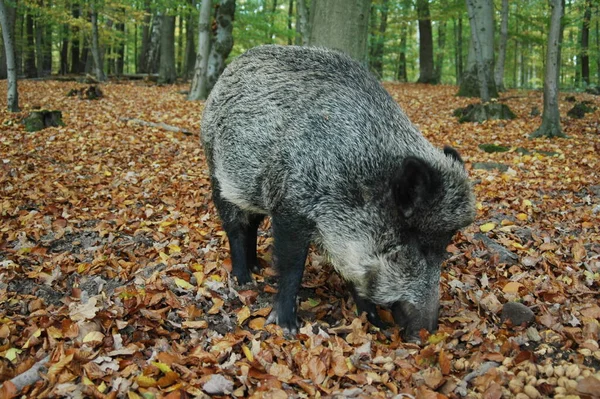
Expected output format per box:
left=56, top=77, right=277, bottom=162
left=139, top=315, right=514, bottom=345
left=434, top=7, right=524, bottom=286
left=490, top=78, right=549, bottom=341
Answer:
left=0, top=80, right=599, bottom=398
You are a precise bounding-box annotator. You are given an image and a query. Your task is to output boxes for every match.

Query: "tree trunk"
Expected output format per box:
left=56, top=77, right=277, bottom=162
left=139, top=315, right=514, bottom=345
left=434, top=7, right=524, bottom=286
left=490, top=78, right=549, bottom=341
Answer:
left=34, top=8, right=44, bottom=77
left=530, top=0, right=566, bottom=139
left=90, top=0, right=107, bottom=81
left=416, top=0, right=435, bottom=83
left=458, top=0, right=498, bottom=98
left=267, top=0, right=278, bottom=43
left=159, top=15, right=177, bottom=84
left=309, top=0, right=370, bottom=64
left=116, top=21, right=125, bottom=75
left=177, top=14, right=184, bottom=75
left=188, top=0, right=212, bottom=100
left=24, top=12, right=37, bottom=77
left=494, top=0, right=508, bottom=91
left=370, top=0, right=389, bottom=78
left=396, top=14, right=408, bottom=82
left=206, top=0, right=236, bottom=92
left=456, top=17, right=463, bottom=84
left=138, top=0, right=151, bottom=73
left=296, top=0, right=309, bottom=46
left=43, top=14, right=51, bottom=73
left=0, top=30, right=6, bottom=79
left=288, top=0, right=293, bottom=45
left=146, top=13, right=162, bottom=74
left=434, top=20, right=446, bottom=83
left=70, top=3, right=82, bottom=73
left=580, top=0, right=591, bottom=86
left=0, top=0, right=19, bottom=111
left=60, top=23, right=69, bottom=74
left=184, top=0, right=196, bottom=79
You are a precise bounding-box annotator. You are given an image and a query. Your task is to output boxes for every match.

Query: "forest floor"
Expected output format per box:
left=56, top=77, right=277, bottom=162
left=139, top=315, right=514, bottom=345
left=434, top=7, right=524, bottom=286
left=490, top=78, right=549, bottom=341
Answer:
left=0, top=80, right=599, bottom=399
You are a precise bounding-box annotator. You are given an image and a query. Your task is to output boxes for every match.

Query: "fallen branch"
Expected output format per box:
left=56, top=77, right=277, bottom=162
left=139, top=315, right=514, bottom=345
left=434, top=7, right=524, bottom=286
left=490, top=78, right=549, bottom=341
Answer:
left=1, top=355, right=50, bottom=394
left=119, top=117, right=193, bottom=136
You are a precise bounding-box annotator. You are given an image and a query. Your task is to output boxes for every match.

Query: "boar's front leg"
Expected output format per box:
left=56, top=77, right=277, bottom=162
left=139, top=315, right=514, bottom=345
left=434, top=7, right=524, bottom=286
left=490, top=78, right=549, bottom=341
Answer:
left=267, top=214, right=312, bottom=335
left=212, top=178, right=264, bottom=284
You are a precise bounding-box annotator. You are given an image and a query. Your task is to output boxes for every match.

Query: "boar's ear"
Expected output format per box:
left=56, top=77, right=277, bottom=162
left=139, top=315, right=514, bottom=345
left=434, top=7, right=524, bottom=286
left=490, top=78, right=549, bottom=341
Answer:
left=393, top=157, right=439, bottom=218
left=443, top=146, right=464, bottom=165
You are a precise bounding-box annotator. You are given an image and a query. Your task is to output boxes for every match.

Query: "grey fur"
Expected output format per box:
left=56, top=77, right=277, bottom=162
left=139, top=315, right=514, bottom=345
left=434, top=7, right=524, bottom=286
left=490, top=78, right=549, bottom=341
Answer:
left=201, top=45, right=476, bottom=338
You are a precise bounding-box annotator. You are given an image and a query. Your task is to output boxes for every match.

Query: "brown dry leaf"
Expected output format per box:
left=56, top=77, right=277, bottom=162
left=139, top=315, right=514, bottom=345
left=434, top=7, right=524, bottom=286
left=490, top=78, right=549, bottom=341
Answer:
left=422, top=367, right=444, bottom=390
left=237, top=306, right=251, bottom=326
left=580, top=305, right=600, bottom=319
left=248, top=317, right=266, bottom=330
left=438, top=350, right=451, bottom=375
left=268, top=363, right=293, bottom=383
left=577, top=376, right=600, bottom=397
left=208, top=297, right=224, bottom=315
left=502, top=282, right=523, bottom=294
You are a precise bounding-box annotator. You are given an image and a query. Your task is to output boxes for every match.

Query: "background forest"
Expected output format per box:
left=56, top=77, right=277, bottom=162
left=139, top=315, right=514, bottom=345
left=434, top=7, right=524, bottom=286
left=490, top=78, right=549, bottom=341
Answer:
left=0, top=0, right=599, bottom=90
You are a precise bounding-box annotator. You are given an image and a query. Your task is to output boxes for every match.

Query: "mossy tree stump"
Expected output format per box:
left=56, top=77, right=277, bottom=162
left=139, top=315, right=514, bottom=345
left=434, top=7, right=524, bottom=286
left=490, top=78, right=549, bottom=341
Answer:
left=454, top=102, right=516, bottom=123
left=23, top=110, right=65, bottom=132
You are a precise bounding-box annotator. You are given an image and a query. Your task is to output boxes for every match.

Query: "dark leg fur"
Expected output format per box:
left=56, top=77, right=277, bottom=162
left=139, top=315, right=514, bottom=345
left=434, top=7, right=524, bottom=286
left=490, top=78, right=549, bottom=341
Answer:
left=350, top=284, right=388, bottom=329
left=211, top=177, right=264, bottom=284
left=267, top=214, right=312, bottom=334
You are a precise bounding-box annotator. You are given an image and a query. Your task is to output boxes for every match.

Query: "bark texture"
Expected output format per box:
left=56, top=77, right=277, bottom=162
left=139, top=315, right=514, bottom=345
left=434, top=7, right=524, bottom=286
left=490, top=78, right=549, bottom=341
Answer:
left=90, top=0, right=106, bottom=81
left=416, top=0, right=436, bottom=83
left=158, top=15, right=176, bottom=84
left=494, top=0, right=508, bottom=91
left=530, top=0, right=566, bottom=138
left=458, top=0, right=497, bottom=98
left=206, top=0, right=236, bottom=92
left=309, top=0, right=370, bottom=64
left=296, top=0, right=309, bottom=46
left=370, top=0, right=389, bottom=78
left=580, top=0, right=591, bottom=85
left=0, top=0, right=19, bottom=111
left=188, top=0, right=212, bottom=100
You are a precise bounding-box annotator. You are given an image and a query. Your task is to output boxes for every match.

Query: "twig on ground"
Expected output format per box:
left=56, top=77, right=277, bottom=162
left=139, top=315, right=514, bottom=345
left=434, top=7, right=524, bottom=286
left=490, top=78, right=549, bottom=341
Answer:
left=2, top=355, right=50, bottom=393
left=119, top=117, right=193, bottom=135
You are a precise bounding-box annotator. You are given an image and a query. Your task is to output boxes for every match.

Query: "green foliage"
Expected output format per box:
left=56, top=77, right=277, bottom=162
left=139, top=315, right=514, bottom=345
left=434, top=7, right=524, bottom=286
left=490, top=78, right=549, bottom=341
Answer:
left=8, top=0, right=600, bottom=87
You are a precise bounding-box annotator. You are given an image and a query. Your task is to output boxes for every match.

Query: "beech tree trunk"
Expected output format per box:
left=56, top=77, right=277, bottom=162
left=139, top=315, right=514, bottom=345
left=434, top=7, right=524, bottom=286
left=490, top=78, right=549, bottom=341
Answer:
left=146, top=13, right=162, bottom=74
left=458, top=0, right=498, bottom=98
left=580, top=0, right=591, bottom=86
left=434, top=21, right=446, bottom=83
left=138, top=0, right=151, bottom=73
left=310, top=0, right=370, bottom=64
left=60, top=23, right=69, bottom=74
left=530, top=0, right=565, bottom=139
left=184, top=0, right=196, bottom=79
left=24, top=12, right=37, bottom=77
left=0, top=0, right=19, bottom=111
left=90, top=0, right=106, bottom=81
left=158, top=15, right=176, bottom=84
left=70, top=3, right=83, bottom=73
left=370, top=0, right=389, bottom=78
left=416, top=0, right=435, bottom=83
left=494, top=0, right=508, bottom=91
left=116, top=21, right=125, bottom=75
left=188, top=0, right=211, bottom=100
left=296, top=0, right=309, bottom=46
left=287, top=0, right=293, bottom=45
left=206, top=0, right=236, bottom=92
left=454, top=17, right=463, bottom=84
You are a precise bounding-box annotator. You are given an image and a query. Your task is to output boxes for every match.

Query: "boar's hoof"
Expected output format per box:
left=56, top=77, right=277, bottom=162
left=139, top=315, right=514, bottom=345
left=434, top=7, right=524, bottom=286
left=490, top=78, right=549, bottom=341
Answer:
left=266, top=308, right=298, bottom=336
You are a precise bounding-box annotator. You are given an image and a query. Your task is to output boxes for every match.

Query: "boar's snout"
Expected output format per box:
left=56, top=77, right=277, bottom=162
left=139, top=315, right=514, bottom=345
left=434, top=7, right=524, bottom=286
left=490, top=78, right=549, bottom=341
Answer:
left=392, top=296, right=440, bottom=343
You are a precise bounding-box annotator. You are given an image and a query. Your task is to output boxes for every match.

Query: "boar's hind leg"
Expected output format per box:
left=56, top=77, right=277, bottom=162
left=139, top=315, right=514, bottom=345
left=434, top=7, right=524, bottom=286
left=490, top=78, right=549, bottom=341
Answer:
left=350, top=285, right=388, bottom=329
left=268, top=215, right=312, bottom=334
left=212, top=178, right=264, bottom=284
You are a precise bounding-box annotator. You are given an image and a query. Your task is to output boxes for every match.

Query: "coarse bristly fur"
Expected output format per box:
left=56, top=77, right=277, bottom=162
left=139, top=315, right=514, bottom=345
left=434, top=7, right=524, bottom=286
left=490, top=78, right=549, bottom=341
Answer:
left=201, top=45, right=476, bottom=339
